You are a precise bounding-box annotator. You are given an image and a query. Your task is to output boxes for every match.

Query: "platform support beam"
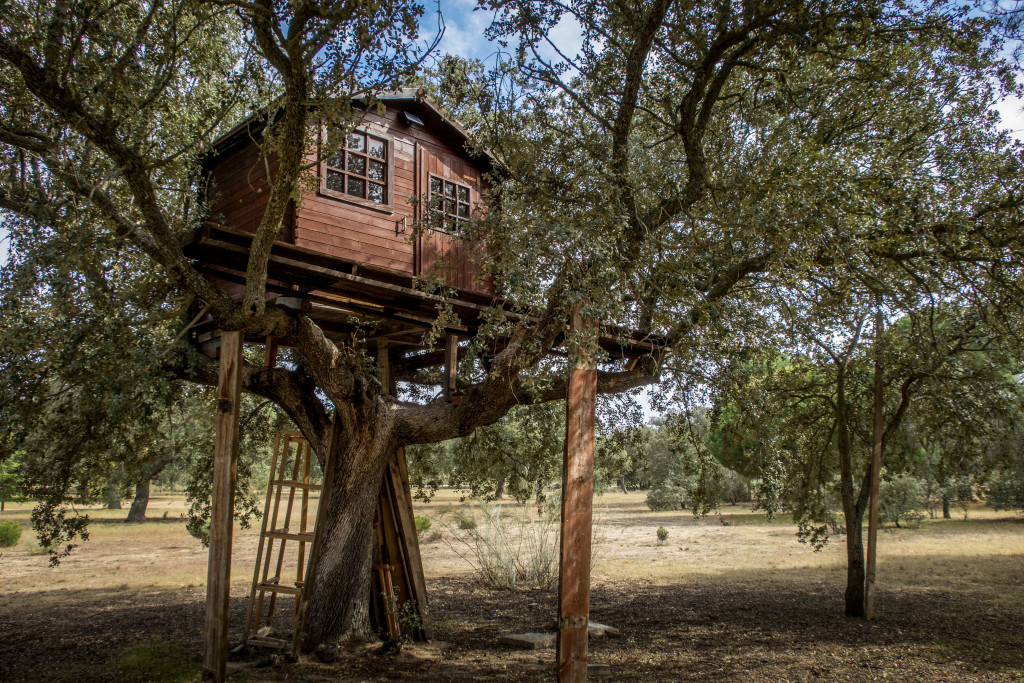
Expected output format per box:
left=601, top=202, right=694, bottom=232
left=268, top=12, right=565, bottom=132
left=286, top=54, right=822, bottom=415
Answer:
left=557, top=311, right=597, bottom=683
left=203, top=330, right=243, bottom=682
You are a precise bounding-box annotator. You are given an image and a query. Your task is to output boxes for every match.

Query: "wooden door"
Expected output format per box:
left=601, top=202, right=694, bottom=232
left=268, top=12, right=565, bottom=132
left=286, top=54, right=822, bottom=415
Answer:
left=415, top=145, right=489, bottom=295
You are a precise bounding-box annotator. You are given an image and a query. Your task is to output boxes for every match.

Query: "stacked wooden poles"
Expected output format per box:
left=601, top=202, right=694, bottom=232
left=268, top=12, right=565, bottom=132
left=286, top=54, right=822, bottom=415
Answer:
left=203, top=330, right=243, bottom=682
left=556, top=311, right=598, bottom=682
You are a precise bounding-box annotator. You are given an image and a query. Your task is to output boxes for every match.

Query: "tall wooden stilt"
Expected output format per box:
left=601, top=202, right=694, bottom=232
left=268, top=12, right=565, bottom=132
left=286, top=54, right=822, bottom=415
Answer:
left=443, top=333, right=458, bottom=402
left=203, top=330, right=243, bottom=682
left=865, top=304, right=884, bottom=619
left=557, top=312, right=598, bottom=683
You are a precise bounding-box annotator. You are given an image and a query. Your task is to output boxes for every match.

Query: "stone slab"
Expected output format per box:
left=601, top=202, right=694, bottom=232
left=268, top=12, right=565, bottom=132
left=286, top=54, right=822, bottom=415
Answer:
left=588, top=663, right=613, bottom=677
left=588, top=621, right=620, bottom=638
left=498, top=632, right=556, bottom=649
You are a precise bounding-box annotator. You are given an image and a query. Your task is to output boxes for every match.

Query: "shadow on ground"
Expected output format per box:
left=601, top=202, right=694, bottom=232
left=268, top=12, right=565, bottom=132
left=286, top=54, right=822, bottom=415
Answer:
left=1, top=557, right=1022, bottom=682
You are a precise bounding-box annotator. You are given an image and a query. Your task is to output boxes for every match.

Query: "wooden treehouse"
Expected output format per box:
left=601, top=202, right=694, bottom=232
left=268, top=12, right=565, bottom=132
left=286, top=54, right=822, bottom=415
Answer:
left=188, top=90, right=657, bottom=682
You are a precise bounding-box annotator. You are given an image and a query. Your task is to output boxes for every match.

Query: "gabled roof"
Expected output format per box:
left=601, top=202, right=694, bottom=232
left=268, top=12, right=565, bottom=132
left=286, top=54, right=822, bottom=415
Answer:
left=203, top=88, right=500, bottom=174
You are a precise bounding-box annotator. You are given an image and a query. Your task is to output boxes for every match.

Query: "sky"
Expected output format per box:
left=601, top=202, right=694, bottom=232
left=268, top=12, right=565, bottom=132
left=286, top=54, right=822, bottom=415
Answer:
left=1, top=6, right=1021, bottom=422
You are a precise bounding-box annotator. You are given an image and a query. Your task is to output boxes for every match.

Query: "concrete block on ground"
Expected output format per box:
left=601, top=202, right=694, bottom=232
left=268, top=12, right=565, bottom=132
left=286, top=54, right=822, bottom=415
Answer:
left=498, top=632, right=556, bottom=649
left=588, top=663, right=612, bottom=677
left=588, top=621, right=620, bottom=638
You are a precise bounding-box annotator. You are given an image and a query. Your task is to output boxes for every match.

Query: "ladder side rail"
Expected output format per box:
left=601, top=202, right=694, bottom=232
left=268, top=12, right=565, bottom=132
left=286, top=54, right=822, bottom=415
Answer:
left=244, top=429, right=284, bottom=641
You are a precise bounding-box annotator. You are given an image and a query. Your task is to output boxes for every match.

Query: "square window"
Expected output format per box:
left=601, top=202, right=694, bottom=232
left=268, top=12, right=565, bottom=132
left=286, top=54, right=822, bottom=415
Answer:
left=368, top=183, right=386, bottom=203
left=322, top=128, right=391, bottom=206
left=347, top=176, right=365, bottom=198
left=326, top=171, right=344, bottom=192
left=368, top=137, right=387, bottom=159
left=347, top=154, right=366, bottom=175
left=429, top=175, right=473, bottom=232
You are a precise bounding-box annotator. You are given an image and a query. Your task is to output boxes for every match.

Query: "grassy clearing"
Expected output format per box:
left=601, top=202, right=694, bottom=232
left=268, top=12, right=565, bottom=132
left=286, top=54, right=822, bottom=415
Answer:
left=1, top=488, right=1022, bottom=681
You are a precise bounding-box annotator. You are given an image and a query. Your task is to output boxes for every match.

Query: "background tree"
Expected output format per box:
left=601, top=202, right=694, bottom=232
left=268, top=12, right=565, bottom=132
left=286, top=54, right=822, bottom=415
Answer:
left=1, top=0, right=1021, bottom=645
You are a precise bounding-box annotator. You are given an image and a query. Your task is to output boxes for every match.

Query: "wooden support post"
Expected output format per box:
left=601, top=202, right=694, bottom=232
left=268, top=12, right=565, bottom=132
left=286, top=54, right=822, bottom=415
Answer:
left=377, top=342, right=432, bottom=639
left=377, top=338, right=391, bottom=392
left=865, top=305, right=884, bottom=619
left=443, top=333, right=458, bottom=402
left=203, top=330, right=243, bottom=683
left=557, top=312, right=598, bottom=683
left=264, top=335, right=279, bottom=368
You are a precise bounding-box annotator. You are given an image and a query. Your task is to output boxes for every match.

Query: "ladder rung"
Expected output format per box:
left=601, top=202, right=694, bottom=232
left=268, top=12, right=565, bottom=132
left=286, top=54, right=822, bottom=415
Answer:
left=256, top=582, right=302, bottom=595
left=265, top=530, right=314, bottom=542
left=271, top=479, right=322, bottom=490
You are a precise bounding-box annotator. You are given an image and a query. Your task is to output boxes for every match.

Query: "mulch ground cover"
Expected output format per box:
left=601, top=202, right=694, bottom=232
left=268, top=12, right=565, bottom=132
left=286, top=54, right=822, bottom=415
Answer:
left=2, top=572, right=1021, bottom=681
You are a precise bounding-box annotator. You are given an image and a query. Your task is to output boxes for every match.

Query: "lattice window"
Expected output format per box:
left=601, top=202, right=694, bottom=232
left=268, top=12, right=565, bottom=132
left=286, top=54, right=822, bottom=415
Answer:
left=322, top=129, right=390, bottom=206
left=429, top=175, right=470, bottom=233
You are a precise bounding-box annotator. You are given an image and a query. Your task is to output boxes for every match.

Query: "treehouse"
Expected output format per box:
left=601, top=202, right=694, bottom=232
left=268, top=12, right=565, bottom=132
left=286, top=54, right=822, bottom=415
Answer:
left=187, top=90, right=658, bottom=682
left=187, top=89, right=500, bottom=369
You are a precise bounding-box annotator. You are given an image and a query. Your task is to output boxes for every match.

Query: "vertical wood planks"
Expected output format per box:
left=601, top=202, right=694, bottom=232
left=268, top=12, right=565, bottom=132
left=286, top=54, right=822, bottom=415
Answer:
left=203, top=330, right=243, bottom=683
left=557, top=312, right=598, bottom=683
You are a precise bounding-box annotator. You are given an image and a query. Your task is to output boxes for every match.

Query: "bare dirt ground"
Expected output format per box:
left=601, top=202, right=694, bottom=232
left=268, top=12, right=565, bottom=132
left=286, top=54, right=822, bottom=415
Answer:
left=1, top=491, right=1022, bottom=682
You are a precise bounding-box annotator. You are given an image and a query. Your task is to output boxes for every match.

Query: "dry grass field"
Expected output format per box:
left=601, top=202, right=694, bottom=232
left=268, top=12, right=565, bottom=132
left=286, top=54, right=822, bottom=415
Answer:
left=1, top=489, right=1022, bottom=681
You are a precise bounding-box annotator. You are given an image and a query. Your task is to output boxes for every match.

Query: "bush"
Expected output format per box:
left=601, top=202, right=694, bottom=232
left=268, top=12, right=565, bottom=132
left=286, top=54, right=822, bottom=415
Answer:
left=656, top=526, right=668, bottom=544
left=645, top=485, right=687, bottom=511
left=457, top=514, right=478, bottom=530
left=879, top=475, right=925, bottom=528
left=414, top=516, right=431, bottom=535
left=444, top=503, right=558, bottom=590
left=0, top=520, right=22, bottom=547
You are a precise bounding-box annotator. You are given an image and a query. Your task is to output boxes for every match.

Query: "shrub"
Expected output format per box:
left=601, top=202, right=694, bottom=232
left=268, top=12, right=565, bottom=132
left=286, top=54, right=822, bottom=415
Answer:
left=645, top=485, right=687, bottom=511
left=457, top=514, right=477, bottom=530
left=414, top=516, right=431, bottom=535
left=444, top=503, right=558, bottom=590
left=879, top=474, right=926, bottom=528
left=0, top=520, right=22, bottom=547
left=656, top=526, right=668, bottom=544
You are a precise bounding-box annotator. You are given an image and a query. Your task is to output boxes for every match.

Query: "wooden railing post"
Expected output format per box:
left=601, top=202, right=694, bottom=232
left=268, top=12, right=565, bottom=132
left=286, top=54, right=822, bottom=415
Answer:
left=557, top=311, right=598, bottom=682
left=203, top=330, right=243, bottom=682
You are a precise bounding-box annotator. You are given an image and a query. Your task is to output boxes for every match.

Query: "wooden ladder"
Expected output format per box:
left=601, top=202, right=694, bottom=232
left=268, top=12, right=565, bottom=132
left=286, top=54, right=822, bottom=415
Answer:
left=243, top=430, right=319, bottom=654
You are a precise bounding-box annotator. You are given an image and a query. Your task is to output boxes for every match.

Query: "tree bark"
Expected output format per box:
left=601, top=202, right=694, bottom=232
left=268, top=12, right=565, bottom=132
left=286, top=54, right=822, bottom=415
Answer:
left=617, top=476, right=630, bottom=493
left=126, top=479, right=151, bottom=523
left=126, top=456, right=174, bottom=523
left=302, top=406, right=395, bottom=649
left=844, top=509, right=866, bottom=617
left=942, top=497, right=951, bottom=519
left=494, top=475, right=505, bottom=500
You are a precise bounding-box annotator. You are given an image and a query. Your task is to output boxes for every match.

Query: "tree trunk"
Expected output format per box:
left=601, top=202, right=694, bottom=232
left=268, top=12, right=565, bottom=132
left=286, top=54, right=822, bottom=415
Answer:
left=844, top=508, right=866, bottom=617
left=303, top=409, right=394, bottom=649
left=942, top=497, right=951, bottom=519
left=535, top=475, right=544, bottom=505
left=104, top=484, right=122, bottom=509
left=617, top=476, right=630, bottom=493
left=126, top=456, right=174, bottom=523
left=494, top=475, right=505, bottom=500
left=126, top=479, right=151, bottom=523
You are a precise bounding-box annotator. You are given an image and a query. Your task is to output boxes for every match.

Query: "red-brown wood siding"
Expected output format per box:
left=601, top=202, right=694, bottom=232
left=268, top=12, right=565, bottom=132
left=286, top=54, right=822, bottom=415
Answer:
left=203, top=105, right=493, bottom=298
left=206, top=143, right=296, bottom=243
